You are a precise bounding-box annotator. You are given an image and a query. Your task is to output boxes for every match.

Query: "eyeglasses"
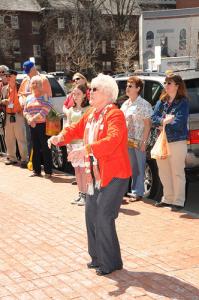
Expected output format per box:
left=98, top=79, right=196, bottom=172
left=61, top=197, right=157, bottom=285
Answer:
left=0, top=71, right=5, bottom=74
left=164, top=81, right=175, bottom=85
left=126, top=84, right=136, bottom=88
left=89, top=87, right=98, bottom=92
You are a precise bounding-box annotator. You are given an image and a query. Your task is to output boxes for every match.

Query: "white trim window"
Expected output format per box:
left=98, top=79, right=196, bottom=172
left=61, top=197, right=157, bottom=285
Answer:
left=0, top=15, right=4, bottom=25
left=0, top=39, right=6, bottom=49
left=102, top=40, right=106, bottom=54
left=32, top=21, right=40, bottom=34
left=111, top=40, right=115, bottom=48
left=13, top=39, right=20, bottom=54
left=11, top=15, right=19, bottom=29
left=58, top=18, right=65, bottom=29
left=33, top=45, right=41, bottom=57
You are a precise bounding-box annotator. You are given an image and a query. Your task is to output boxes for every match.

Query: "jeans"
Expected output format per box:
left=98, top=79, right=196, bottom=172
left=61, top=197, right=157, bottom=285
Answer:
left=128, top=147, right=146, bottom=197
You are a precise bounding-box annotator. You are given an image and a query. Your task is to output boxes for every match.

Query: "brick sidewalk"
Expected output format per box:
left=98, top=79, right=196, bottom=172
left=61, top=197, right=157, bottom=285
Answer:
left=0, top=160, right=199, bottom=300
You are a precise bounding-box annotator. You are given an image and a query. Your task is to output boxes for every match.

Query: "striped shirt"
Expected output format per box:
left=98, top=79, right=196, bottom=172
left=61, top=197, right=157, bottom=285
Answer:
left=24, top=95, right=51, bottom=123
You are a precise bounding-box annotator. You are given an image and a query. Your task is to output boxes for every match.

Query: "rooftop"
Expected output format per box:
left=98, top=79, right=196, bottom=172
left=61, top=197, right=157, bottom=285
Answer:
left=0, top=0, right=41, bottom=12
left=142, top=6, right=199, bottom=19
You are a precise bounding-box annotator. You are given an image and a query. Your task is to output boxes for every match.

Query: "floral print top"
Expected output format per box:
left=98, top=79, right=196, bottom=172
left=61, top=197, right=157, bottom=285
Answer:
left=121, top=96, right=153, bottom=142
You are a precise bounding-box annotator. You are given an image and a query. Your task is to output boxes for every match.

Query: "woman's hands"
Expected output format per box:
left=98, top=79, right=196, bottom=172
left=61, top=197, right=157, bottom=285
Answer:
left=163, top=114, right=175, bottom=125
left=27, top=116, right=36, bottom=128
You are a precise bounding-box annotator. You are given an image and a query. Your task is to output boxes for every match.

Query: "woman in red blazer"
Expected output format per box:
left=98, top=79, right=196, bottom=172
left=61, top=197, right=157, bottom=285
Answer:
left=48, top=73, right=131, bottom=276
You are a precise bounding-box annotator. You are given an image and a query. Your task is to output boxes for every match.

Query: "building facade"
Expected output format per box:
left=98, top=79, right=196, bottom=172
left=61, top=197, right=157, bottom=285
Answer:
left=176, top=0, right=199, bottom=9
left=139, top=7, right=199, bottom=70
left=0, top=0, right=176, bottom=73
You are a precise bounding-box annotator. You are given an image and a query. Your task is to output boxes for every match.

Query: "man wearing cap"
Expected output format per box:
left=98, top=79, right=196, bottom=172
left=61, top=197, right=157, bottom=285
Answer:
left=18, top=60, right=52, bottom=156
left=1, top=69, right=27, bottom=166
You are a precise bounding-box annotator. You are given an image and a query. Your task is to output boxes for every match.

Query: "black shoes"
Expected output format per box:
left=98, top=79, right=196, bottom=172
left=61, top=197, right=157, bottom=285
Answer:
left=155, top=202, right=184, bottom=211
left=155, top=202, right=171, bottom=207
left=5, top=159, right=17, bottom=165
left=87, top=262, right=99, bottom=269
left=171, top=205, right=184, bottom=211
left=95, top=265, right=123, bottom=276
left=29, top=172, right=42, bottom=177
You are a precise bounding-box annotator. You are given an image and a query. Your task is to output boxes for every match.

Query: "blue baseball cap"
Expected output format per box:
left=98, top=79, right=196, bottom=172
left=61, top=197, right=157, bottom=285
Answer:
left=23, top=60, right=35, bottom=74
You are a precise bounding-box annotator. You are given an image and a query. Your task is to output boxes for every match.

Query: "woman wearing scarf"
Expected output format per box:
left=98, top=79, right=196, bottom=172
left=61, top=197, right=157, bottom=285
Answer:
left=48, top=74, right=131, bottom=276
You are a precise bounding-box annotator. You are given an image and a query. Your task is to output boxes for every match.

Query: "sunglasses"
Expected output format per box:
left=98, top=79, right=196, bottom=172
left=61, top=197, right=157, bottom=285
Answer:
left=89, top=87, right=98, bottom=92
left=5, top=75, right=11, bottom=78
left=164, top=81, right=175, bottom=85
left=126, top=84, right=136, bottom=88
left=0, top=71, right=5, bottom=74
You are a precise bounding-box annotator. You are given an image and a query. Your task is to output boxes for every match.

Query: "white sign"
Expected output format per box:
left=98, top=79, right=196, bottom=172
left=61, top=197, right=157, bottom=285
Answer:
left=155, top=46, right=161, bottom=66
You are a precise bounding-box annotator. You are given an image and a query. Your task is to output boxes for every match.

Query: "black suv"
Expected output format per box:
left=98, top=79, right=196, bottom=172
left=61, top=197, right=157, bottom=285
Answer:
left=115, top=70, right=199, bottom=201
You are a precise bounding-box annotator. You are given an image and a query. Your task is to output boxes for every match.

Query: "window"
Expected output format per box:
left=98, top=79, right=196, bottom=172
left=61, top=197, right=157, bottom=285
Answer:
left=102, top=61, right=111, bottom=70
left=11, top=15, right=19, bottom=29
left=0, top=15, right=4, bottom=25
left=111, top=40, right=115, bottom=48
left=13, top=39, right=20, bottom=54
left=144, top=81, right=163, bottom=106
left=58, top=18, right=65, bottom=29
left=33, top=45, right=41, bottom=57
left=124, top=41, right=129, bottom=48
left=124, top=19, right=130, bottom=32
left=32, top=21, right=40, bottom=34
left=146, top=31, right=154, bottom=48
left=102, top=40, right=106, bottom=54
left=179, top=29, right=186, bottom=50
left=185, top=79, right=199, bottom=114
left=14, top=62, right=21, bottom=70
left=0, top=39, right=6, bottom=49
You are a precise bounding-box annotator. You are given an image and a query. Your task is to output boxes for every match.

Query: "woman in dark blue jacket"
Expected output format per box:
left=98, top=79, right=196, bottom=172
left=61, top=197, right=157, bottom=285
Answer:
left=151, top=73, right=189, bottom=211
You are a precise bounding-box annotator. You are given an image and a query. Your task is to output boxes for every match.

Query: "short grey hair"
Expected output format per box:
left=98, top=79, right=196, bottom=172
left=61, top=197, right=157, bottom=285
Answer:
left=0, top=65, right=9, bottom=72
left=91, top=73, right=119, bottom=102
left=30, top=75, right=42, bottom=87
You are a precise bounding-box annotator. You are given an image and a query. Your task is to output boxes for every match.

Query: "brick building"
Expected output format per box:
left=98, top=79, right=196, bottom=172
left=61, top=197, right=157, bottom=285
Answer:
left=0, top=0, right=177, bottom=73
left=177, top=0, right=199, bottom=9
left=0, top=0, right=42, bottom=70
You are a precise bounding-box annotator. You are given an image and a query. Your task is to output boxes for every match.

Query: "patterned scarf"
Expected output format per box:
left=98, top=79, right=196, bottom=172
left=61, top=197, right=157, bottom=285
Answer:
left=83, top=103, right=114, bottom=195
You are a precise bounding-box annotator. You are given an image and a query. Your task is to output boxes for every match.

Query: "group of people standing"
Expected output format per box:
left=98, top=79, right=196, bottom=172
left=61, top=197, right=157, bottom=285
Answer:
left=48, top=71, right=189, bottom=276
left=0, top=61, right=53, bottom=177
left=1, top=64, right=189, bottom=277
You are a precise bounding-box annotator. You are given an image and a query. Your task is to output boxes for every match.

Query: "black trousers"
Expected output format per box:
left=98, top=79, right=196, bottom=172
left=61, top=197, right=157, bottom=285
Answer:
left=30, top=123, right=52, bottom=175
left=85, top=177, right=129, bottom=273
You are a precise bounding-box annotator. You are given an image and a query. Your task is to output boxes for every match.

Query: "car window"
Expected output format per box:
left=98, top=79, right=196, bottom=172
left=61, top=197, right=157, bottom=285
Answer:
left=184, top=79, right=199, bottom=114
left=47, top=77, right=65, bottom=97
left=144, top=81, right=163, bottom=107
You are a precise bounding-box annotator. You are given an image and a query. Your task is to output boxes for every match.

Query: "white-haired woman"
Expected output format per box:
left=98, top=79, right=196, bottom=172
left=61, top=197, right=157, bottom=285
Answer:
left=48, top=74, right=131, bottom=276
left=23, top=75, right=52, bottom=178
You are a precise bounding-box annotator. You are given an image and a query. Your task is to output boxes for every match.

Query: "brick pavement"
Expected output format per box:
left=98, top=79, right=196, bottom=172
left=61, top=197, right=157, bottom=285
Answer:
left=0, top=159, right=199, bottom=300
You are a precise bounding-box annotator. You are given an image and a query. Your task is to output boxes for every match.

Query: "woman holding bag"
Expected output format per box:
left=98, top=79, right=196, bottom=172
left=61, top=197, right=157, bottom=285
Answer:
left=151, top=73, right=189, bottom=211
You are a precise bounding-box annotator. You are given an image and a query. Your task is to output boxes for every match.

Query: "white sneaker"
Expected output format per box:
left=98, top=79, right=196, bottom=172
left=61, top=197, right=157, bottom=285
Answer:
left=71, top=193, right=81, bottom=204
left=77, top=194, right=86, bottom=206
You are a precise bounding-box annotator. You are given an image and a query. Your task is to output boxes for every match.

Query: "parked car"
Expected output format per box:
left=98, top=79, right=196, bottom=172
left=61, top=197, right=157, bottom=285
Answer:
left=115, top=69, right=199, bottom=201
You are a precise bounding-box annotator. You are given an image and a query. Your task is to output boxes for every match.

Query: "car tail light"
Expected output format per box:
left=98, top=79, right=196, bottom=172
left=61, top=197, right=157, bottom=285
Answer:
left=189, top=129, right=199, bottom=144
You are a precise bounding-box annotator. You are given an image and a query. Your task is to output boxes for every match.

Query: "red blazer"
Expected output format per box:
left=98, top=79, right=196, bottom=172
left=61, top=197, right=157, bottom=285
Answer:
left=60, top=105, right=132, bottom=187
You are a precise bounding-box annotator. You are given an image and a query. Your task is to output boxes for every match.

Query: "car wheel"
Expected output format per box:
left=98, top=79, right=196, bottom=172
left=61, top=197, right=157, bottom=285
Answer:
left=51, top=145, right=67, bottom=171
left=144, top=159, right=163, bottom=201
